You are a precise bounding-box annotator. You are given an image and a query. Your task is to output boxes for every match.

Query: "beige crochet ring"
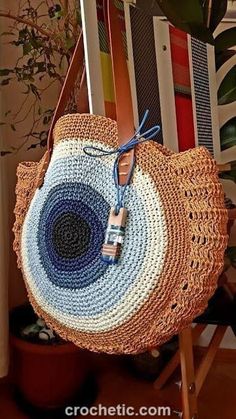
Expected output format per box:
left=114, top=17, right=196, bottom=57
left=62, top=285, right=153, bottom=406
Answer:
left=13, top=114, right=228, bottom=354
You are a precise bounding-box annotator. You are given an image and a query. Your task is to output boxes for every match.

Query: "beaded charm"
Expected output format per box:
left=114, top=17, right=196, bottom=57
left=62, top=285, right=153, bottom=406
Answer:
left=102, top=207, right=128, bottom=264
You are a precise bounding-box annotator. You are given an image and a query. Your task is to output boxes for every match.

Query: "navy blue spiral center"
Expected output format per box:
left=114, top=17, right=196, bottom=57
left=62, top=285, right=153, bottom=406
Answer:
left=52, top=212, right=91, bottom=259
left=37, top=182, right=109, bottom=290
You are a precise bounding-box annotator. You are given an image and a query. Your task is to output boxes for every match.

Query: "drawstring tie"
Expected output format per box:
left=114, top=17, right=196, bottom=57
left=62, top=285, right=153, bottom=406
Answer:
left=83, top=110, right=160, bottom=214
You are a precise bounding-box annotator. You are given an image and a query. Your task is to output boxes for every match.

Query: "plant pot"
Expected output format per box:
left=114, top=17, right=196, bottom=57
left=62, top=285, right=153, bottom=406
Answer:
left=9, top=304, right=91, bottom=410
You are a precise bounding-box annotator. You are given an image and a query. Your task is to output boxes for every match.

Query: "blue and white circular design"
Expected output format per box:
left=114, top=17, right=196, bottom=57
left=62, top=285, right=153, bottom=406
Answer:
left=21, top=139, right=167, bottom=332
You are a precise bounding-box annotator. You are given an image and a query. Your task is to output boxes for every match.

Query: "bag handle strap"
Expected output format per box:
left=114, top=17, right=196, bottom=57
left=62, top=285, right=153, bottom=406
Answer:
left=37, top=1, right=135, bottom=188
left=36, top=33, right=85, bottom=188
left=104, top=0, right=135, bottom=185
left=47, top=31, right=85, bottom=153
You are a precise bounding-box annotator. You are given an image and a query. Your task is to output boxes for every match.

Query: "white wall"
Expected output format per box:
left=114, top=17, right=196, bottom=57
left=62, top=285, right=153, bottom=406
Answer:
left=0, top=0, right=60, bottom=308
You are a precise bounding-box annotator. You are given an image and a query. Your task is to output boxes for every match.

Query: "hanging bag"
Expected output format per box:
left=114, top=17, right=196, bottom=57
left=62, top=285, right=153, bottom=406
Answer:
left=13, top=0, right=228, bottom=354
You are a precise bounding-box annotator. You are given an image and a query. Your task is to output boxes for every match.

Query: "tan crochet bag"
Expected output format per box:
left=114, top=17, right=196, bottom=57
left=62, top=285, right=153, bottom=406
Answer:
left=13, top=0, right=228, bottom=354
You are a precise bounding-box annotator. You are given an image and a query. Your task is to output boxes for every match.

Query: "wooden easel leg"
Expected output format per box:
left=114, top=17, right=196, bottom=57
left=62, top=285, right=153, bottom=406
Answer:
left=195, top=325, right=227, bottom=396
left=179, top=327, right=198, bottom=419
left=153, top=324, right=206, bottom=390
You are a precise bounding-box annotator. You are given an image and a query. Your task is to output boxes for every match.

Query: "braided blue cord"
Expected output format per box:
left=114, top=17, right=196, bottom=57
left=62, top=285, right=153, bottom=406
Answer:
left=83, top=110, right=160, bottom=214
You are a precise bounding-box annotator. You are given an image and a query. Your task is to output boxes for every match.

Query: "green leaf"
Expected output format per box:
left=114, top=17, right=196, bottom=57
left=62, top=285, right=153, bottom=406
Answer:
left=19, top=28, right=28, bottom=39
left=220, top=117, right=236, bottom=151
left=229, top=160, right=236, bottom=171
left=23, top=43, right=32, bottom=55
left=208, top=0, right=227, bottom=32
left=65, top=37, right=75, bottom=50
left=220, top=169, right=236, bottom=183
left=226, top=247, right=236, bottom=268
left=160, top=0, right=203, bottom=29
left=216, top=50, right=236, bottom=71
left=137, top=0, right=213, bottom=43
left=43, top=116, right=49, bottom=125
left=218, top=66, right=236, bottom=105
left=190, top=25, right=214, bottom=44
left=30, top=37, right=43, bottom=50
left=52, top=10, right=64, bottom=20
left=224, top=254, right=231, bottom=272
left=0, top=69, right=12, bottom=76
left=30, top=83, right=40, bottom=99
left=76, top=9, right=82, bottom=26
left=215, top=27, right=236, bottom=53
left=36, top=62, right=46, bottom=73
left=135, top=0, right=163, bottom=15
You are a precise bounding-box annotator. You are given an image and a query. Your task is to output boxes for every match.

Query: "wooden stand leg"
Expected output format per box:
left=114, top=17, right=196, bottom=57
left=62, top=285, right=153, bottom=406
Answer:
left=195, top=325, right=227, bottom=396
left=154, top=324, right=206, bottom=391
left=179, top=327, right=198, bottom=419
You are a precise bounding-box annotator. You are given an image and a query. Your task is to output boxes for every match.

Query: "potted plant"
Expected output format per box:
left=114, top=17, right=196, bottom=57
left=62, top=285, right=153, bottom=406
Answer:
left=9, top=304, right=96, bottom=414
left=0, top=0, right=82, bottom=155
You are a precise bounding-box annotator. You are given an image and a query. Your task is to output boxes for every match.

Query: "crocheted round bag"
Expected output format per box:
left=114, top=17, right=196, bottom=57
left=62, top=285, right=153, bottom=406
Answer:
left=13, top=113, right=228, bottom=354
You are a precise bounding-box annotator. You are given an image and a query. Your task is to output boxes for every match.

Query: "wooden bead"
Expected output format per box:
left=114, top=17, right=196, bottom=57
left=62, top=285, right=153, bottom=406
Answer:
left=101, top=207, right=128, bottom=264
